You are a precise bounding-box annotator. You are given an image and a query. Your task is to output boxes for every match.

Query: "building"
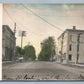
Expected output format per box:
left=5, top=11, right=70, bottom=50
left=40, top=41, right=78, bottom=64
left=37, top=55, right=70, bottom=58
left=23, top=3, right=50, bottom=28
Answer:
left=57, top=26, right=84, bottom=64
left=2, top=25, right=16, bottom=61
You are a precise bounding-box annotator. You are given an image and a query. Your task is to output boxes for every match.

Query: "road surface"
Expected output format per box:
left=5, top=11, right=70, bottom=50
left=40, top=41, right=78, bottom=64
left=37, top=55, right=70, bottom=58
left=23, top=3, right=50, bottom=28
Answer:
left=2, top=61, right=84, bottom=81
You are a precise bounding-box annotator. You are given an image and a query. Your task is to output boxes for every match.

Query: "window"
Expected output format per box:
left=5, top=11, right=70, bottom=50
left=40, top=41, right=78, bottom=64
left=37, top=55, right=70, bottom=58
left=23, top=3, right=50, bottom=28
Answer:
left=69, top=44, right=72, bottom=51
left=70, top=35, right=72, bottom=41
left=69, top=54, right=72, bottom=61
left=77, top=45, right=79, bottom=51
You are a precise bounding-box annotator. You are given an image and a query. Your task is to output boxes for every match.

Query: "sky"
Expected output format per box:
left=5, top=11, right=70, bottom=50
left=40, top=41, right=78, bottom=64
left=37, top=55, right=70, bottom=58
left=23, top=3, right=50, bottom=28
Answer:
left=3, top=4, right=84, bottom=56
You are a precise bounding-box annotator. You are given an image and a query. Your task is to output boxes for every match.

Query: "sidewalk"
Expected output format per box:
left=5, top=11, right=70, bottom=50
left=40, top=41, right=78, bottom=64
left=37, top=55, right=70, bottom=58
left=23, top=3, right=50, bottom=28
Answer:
left=62, top=63, right=84, bottom=68
left=55, top=61, right=84, bottom=68
left=2, top=61, right=15, bottom=65
left=72, top=63, right=84, bottom=67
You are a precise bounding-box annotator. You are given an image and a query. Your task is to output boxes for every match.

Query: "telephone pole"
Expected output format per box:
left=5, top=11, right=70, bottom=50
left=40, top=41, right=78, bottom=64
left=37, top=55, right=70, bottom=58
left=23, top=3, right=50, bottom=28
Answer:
left=14, top=23, right=16, bottom=36
left=13, top=23, right=16, bottom=61
left=19, top=31, right=26, bottom=52
left=61, top=33, right=64, bottom=62
left=21, top=31, right=26, bottom=49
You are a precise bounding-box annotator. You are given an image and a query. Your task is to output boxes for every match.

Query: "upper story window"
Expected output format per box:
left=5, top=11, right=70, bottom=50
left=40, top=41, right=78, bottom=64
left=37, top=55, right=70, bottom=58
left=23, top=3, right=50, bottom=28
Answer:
left=69, top=44, right=72, bottom=51
left=70, top=35, right=72, bottom=41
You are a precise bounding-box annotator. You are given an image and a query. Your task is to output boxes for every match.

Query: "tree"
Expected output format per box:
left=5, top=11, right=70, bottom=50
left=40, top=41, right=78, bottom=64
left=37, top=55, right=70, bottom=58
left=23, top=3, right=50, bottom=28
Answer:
left=16, top=46, right=24, bottom=57
left=23, top=45, right=36, bottom=61
left=38, top=36, right=56, bottom=61
left=16, top=46, right=21, bottom=57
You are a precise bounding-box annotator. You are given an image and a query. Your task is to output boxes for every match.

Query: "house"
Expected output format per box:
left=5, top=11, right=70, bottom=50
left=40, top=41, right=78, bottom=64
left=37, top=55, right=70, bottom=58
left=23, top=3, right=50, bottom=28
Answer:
left=57, top=26, right=84, bottom=64
left=2, top=25, right=16, bottom=61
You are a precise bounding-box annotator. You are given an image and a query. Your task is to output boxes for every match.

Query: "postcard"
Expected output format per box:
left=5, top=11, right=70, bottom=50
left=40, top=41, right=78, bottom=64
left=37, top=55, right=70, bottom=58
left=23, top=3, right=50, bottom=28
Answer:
left=2, top=4, right=84, bottom=81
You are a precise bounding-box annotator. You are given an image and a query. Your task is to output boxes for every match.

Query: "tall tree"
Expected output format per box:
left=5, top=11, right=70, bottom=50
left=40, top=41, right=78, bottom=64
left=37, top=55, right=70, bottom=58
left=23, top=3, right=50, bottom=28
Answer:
left=38, top=36, right=56, bottom=61
left=23, top=45, right=36, bottom=61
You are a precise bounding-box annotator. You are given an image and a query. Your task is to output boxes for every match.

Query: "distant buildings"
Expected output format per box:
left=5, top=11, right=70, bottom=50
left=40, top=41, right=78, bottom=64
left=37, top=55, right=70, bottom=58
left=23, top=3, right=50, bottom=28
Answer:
left=57, top=26, right=84, bottom=64
left=2, top=25, right=16, bottom=61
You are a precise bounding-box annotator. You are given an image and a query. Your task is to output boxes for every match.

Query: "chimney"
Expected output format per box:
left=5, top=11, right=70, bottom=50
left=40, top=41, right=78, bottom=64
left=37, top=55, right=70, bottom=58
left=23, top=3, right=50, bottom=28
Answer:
left=73, top=26, right=76, bottom=30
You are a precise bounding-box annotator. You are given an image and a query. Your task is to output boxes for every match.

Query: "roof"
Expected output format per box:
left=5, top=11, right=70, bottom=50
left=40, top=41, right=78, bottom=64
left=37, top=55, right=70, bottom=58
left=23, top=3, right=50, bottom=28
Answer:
left=58, top=28, right=84, bottom=39
left=3, top=25, right=14, bottom=36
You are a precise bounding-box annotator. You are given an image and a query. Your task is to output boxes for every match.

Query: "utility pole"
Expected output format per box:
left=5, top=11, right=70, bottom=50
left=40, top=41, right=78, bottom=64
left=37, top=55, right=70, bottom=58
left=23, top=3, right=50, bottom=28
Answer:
left=50, top=42, right=52, bottom=62
left=76, top=33, right=82, bottom=64
left=14, top=23, right=16, bottom=36
left=20, top=31, right=26, bottom=50
left=61, top=33, right=64, bottom=63
left=13, top=23, right=16, bottom=61
left=51, top=46, right=55, bottom=62
left=21, top=32, right=23, bottom=50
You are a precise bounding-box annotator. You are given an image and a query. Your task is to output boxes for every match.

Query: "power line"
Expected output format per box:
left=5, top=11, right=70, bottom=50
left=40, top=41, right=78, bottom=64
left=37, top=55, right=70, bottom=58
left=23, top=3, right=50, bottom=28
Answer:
left=21, top=4, right=63, bottom=32
left=3, top=6, right=20, bottom=31
left=4, top=6, right=60, bottom=37
left=3, top=6, right=26, bottom=32
left=3, top=6, right=15, bottom=25
left=4, top=7, right=84, bottom=39
left=4, top=4, right=63, bottom=37
left=3, top=7, right=44, bottom=37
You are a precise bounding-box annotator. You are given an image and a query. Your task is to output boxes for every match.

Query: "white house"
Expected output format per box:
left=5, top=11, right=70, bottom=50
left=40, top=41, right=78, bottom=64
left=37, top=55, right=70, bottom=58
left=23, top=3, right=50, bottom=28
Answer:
left=57, top=26, right=84, bottom=64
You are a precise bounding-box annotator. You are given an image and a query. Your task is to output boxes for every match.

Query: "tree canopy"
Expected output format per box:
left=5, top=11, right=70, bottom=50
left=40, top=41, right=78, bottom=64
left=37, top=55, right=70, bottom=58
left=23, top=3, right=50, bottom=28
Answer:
left=38, top=36, right=56, bottom=61
left=23, top=45, right=36, bottom=61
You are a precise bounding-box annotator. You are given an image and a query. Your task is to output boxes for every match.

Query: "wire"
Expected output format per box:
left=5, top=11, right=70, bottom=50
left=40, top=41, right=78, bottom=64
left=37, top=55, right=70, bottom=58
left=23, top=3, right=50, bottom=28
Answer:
left=3, top=6, right=45, bottom=37
left=4, top=6, right=61, bottom=37
left=4, top=7, right=84, bottom=40
left=3, top=6, right=15, bottom=25
left=3, top=6, right=20, bottom=31
left=21, top=4, right=63, bottom=32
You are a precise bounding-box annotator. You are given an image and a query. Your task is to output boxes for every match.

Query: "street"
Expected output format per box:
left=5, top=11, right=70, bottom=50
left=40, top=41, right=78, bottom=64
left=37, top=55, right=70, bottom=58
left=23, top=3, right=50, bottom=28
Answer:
left=2, top=61, right=84, bottom=81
